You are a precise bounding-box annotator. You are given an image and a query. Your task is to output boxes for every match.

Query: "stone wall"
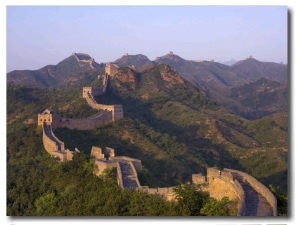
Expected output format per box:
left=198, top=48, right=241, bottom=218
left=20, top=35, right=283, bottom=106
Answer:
left=82, top=73, right=123, bottom=122
left=73, top=53, right=91, bottom=61
left=42, top=122, right=79, bottom=162
left=224, top=168, right=277, bottom=216
left=42, top=130, right=59, bottom=154
left=233, top=179, right=246, bottom=216
left=104, top=147, right=115, bottom=159
left=72, top=53, right=95, bottom=69
left=206, top=167, right=221, bottom=182
left=142, top=186, right=177, bottom=201
left=192, top=173, right=206, bottom=184
left=58, top=112, right=112, bottom=130
left=39, top=109, right=113, bottom=131
left=90, top=148, right=142, bottom=189
left=50, top=149, right=75, bottom=162
left=221, top=170, right=234, bottom=182
left=101, top=74, right=108, bottom=94
left=94, top=159, right=118, bottom=176
left=83, top=92, right=123, bottom=122
left=38, top=109, right=61, bottom=128
left=112, top=156, right=142, bottom=169
left=193, top=167, right=245, bottom=215
left=91, top=146, right=105, bottom=159
left=82, top=87, right=103, bottom=98
left=105, top=63, right=119, bottom=77
left=116, top=162, right=124, bottom=188
left=42, top=123, right=65, bottom=153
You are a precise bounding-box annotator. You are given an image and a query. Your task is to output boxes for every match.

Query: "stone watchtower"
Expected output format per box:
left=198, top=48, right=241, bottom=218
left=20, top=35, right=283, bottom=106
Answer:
left=37, top=109, right=60, bottom=128
left=82, top=87, right=93, bottom=98
left=105, top=63, right=119, bottom=77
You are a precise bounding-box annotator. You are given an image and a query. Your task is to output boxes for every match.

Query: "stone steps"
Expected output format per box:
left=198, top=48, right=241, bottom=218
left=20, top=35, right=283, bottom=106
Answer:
left=119, top=161, right=139, bottom=189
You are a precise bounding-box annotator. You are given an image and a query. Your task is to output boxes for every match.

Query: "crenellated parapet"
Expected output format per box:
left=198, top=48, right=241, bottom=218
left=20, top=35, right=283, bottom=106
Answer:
left=38, top=109, right=113, bottom=131
left=142, top=186, right=177, bottom=201
left=38, top=109, right=61, bottom=129
left=90, top=146, right=141, bottom=190
left=192, top=167, right=276, bottom=216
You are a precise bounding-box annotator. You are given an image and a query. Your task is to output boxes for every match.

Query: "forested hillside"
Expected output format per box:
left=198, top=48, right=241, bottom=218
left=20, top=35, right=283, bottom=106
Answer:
left=7, top=55, right=288, bottom=216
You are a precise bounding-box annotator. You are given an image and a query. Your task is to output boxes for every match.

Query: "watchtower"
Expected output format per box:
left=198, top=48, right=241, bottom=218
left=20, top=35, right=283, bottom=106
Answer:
left=105, top=63, right=119, bottom=77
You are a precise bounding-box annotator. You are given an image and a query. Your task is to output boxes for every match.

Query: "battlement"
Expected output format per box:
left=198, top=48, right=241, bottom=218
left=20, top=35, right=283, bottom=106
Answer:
left=142, top=186, right=177, bottom=201
left=38, top=109, right=60, bottom=128
left=82, top=86, right=103, bottom=98
left=90, top=146, right=142, bottom=188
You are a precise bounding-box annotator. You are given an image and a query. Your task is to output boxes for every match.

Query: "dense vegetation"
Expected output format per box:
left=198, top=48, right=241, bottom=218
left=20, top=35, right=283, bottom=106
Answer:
left=7, top=123, right=238, bottom=216
left=7, top=62, right=288, bottom=216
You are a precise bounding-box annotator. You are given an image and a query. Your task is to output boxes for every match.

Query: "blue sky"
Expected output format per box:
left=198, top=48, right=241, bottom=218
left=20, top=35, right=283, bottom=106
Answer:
left=7, top=5, right=287, bottom=72
left=2, top=2, right=300, bottom=225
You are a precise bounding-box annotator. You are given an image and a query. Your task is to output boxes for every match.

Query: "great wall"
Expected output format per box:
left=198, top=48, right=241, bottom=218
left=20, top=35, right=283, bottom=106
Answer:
left=37, top=55, right=277, bottom=216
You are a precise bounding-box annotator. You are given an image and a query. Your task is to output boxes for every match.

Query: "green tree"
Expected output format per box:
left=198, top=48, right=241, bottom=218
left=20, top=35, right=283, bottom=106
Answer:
left=35, top=193, right=58, bottom=216
left=200, top=197, right=237, bottom=216
left=173, top=183, right=210, bottom=216
left=269, top=184, right=288, bottom=216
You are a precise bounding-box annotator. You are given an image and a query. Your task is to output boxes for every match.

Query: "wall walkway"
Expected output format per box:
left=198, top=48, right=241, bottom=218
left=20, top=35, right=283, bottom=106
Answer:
left=224, top=168, right=277, bottom=216
left=42, top=122, right=65, bottom=153
left=119, top=161, right=140, bottom=189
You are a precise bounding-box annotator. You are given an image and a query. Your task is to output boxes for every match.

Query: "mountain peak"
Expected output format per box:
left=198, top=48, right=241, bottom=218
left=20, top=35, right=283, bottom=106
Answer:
left=114, top=54, right=154, bottom=72
left=155, top=51, right=185, bottom=62
left=72, top=53, right=93, bottom=62
left=222, top=59, right=237, bottom=66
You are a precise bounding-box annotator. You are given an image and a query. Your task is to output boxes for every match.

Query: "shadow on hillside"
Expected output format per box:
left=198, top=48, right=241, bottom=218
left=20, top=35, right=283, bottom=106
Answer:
left=58, top=86, right=246, bottom=186
left=54, top=127, right=187, bottom=187
left=259, top=170, right=288, bottom=194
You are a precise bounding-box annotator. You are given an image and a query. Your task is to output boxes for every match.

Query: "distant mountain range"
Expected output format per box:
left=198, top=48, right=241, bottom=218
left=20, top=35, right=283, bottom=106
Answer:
left=7, top=53, right=103, bottom=88
left=222, top=59, right=237, bottom=66
left=7, top=52, right=287, bottom=119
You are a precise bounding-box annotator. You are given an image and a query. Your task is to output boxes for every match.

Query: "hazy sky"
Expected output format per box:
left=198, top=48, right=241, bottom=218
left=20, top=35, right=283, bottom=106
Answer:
left=7, top=5, right=287, bottom=72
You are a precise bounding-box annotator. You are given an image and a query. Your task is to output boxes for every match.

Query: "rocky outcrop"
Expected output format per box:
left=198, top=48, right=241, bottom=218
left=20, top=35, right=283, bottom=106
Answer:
left=113, top=67, right=138, bottom=90
left=159, top=65, right=184, bottom=87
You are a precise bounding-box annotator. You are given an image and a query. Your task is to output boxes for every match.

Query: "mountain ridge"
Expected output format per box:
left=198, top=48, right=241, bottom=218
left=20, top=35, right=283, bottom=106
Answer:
left=7, top=52, right=287, bottom=119
left=7, top=52, right=287, bottom=87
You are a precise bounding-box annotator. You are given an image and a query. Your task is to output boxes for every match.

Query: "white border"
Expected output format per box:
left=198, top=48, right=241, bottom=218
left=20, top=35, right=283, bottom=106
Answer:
left=2, top=0, right=298, bottom=224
